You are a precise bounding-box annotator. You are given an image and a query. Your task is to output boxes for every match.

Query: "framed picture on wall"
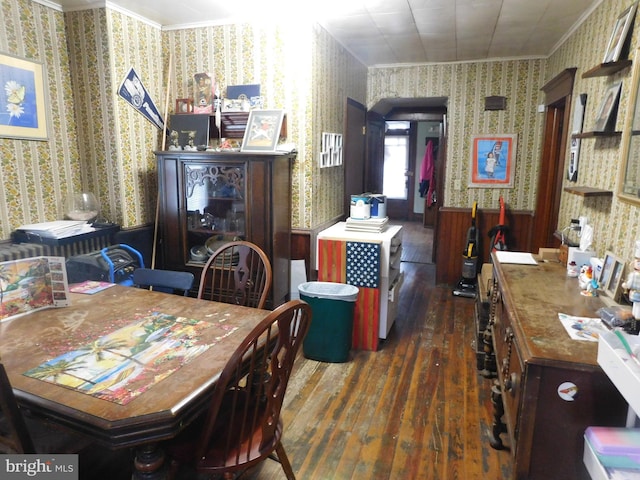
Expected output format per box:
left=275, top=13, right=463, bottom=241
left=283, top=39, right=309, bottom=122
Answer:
left=603, top=2, right=638, bottom=63
left=468, top=134, right=517, bottom=188
left=0, top=52, right=49, bottom=141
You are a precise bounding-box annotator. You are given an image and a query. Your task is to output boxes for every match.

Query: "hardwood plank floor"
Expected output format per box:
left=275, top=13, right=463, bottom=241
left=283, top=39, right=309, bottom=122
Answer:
left=243, top=221, right=513, bottom=480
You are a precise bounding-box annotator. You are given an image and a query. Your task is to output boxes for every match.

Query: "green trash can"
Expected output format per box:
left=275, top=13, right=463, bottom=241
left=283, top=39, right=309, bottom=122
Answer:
left=298, top=281, right=359, bottom=363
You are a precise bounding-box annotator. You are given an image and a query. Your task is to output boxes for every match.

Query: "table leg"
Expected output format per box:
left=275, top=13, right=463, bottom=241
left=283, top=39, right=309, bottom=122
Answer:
left=132, top=443, right=167, bottom=480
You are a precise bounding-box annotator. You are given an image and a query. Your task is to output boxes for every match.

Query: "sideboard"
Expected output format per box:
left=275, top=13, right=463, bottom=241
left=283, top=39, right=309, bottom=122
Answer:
left=488, top=255, right=628, bottom=479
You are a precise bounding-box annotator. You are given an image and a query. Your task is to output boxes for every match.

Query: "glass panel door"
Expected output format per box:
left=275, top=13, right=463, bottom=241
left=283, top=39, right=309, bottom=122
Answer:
left=184, top=163, right=246, bottom=264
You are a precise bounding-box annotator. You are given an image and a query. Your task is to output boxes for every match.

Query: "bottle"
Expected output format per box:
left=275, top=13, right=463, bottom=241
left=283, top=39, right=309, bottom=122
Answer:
left=567, top=261, right=579, bottom=277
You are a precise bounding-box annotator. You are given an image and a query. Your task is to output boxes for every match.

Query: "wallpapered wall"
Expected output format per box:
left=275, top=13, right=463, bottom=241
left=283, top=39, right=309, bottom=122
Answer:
left=368, top=59, right=546, bottom=212
left=546, top=0, right=640, bottom=261
left=0, top=0, right=81, bottom=238
left=162, top=22, right=366, bottom=229
left=0, top=0, right=366, bottom=237
left=368, top=0, right=640, bottom=262
left=65, top=8, right=163, bottom=229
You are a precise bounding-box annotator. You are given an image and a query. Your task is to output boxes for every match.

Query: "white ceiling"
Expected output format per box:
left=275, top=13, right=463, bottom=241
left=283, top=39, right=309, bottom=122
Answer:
left=44, top=0, right=603, bottom=67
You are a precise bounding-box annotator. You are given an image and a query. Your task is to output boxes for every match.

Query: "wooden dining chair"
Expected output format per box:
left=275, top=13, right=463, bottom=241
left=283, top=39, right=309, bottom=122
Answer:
left=0, top=362, right=91, bottom=454
left=198, top=240, right=272, bottom=309
left=132, top=267, right=195, bottom=296
left=165, top=299, right=312, bottom=480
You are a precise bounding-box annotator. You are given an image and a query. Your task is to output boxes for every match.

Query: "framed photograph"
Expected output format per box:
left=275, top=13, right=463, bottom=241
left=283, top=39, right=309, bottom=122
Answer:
left=240, top=109, right=285, bottom=153
left=599, top=251, right=618, bottom=290
left=0, top=52, right=49, bottom=140
left=593, top=81, right=622, bottom=132
left=468, top=134, right=517, bottom=188
left=175, top=98, right=193, bottom=114
left=603, top=2, right=638, bottom=63
left=606, top=259, right=626, bottom=302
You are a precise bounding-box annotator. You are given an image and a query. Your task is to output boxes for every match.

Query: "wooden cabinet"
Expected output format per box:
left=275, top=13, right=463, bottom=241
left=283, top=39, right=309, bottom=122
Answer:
left=488, top=256, right=628, bottom=479
left=155, top=151, right=295, bottom=307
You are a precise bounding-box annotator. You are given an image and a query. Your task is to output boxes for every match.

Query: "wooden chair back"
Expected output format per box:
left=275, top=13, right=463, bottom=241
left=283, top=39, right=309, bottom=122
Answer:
left=132, top=268, right=195, bottom=296
left=168, top=299, right=311, bottom=479
left=197, top=240, right=272, bottom=309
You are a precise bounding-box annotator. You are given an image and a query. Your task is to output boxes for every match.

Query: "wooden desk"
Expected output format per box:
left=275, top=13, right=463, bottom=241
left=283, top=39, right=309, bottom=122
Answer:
left=0, top=285, right=270, bottom=476
left=488, top=257, right=628, bottom=479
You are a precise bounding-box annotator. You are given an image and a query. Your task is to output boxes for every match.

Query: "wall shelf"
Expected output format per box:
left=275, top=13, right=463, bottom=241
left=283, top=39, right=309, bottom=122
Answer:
left=582, top=60, right=632, bottom=78
left=571, top=131, right=622, bottom=139
left=564, top=186, right=613, bottom=197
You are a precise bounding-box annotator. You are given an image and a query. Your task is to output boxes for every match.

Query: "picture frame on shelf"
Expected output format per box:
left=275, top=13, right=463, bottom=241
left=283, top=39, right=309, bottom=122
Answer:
left=592, top=81, right=622, bottom=132
left=599, top=251, right=618, bottom=291
left=468, top=134, right=517, bottom=188
left=606, top=258, right=626, bottom=302
left=175, top=98, right=193, bottom=114
left=603, top=2, right=638, bottom=63
left=0, top=52, right=49, bottom=140
left=240, top=109, right=285, bottom=153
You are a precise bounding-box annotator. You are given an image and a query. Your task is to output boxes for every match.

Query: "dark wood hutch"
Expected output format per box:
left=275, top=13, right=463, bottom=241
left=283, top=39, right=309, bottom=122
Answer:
left=154, top=150, right=295, bottom=307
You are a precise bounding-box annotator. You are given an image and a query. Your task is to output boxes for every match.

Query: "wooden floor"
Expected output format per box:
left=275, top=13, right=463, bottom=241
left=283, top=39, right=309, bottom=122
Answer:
left=242, top=221, right=513, bottom=480
left=88, top=221, right=513, bottom=479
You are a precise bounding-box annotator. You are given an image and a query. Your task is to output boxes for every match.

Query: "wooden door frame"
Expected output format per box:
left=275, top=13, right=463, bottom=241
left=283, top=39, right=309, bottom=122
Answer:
left=530, top=68, right=577, bottom=252
left=343, top=98, right=367, bottom=217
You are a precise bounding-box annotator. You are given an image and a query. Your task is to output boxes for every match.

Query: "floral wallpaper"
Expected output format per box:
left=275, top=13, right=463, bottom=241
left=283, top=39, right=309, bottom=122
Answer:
left=0, top=0, right=81, bottom=239
left=368, top=59, right=546, bottom=213
left=3, top=0, right=640, bottom=264
left=546, top=0, right=640, bottom=262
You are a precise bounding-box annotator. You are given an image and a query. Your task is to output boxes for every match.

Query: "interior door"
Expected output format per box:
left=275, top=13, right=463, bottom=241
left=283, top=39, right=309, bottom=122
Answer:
left=344, top=98, right=367, bottom=216
left=531, top=69, right=576, bottom=252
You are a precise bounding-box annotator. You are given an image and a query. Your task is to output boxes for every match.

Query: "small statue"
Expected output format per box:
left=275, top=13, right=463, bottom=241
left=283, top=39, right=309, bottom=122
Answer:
left=168, top=130, right=181, bottom=150
left=183, top=131, right=198, bottom=151
left=623, top=250, right=640, bottom=318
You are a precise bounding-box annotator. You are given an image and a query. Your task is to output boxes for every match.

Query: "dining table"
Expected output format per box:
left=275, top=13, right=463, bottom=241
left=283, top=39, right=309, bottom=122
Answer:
left=0, top=283, right=273, bottom=479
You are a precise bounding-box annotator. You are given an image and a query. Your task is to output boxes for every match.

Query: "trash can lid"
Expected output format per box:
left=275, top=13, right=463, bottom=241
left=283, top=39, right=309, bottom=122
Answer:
left=298, top=281, right=359, bottom=301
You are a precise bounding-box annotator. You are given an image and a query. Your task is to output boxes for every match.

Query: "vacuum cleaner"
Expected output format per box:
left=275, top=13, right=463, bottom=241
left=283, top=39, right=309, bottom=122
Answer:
left=453, top=201, right=479, bottom=298
left=488, top=196, right=508, bottom=254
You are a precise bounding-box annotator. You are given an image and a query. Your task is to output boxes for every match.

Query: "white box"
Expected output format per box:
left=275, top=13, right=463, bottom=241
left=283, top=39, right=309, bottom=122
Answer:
left=568, top=246, right=596, bottom=268
left=598, top=330, right=640, bottom=419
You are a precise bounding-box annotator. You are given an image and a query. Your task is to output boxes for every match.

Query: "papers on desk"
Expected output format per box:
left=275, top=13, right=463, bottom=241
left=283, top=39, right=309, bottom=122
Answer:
left=17, top=220, right=95, bottom=239
left=495, top=251, right=538, bottom=265
left=558, top=313, right=608, bottom=342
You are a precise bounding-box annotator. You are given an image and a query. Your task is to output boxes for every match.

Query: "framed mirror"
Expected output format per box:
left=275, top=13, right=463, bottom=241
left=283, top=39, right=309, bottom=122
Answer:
left=619, top=47, right=640, bottom=204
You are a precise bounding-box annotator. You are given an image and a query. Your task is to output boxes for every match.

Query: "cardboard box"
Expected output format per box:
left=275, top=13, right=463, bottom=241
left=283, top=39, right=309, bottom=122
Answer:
left=538, top=248, right=560, bottom=261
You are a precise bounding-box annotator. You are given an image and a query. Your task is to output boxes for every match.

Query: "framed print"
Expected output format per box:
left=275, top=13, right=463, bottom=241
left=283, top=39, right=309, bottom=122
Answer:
left=469, top=134, right=517, bottom=188
left=0, top=52, right=48, bottom=140
left=592, top=81, right=622, bottom=132
left=606, top=259, right=626, bottom=302
left=603, top=2, right=638, bottom=63
left=599, top=251, right=618, bottom=290
left=240, top=109, right=285, bottom=153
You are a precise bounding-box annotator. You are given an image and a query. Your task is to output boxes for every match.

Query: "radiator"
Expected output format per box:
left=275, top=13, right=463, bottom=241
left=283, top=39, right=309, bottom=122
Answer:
left=0, top=243, right=47, bottom=262
left=0, top=235, right=114, bottom=262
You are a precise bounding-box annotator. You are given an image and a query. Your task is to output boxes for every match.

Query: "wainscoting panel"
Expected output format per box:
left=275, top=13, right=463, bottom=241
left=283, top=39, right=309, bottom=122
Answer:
left=436, top=207, right=534, bottom=285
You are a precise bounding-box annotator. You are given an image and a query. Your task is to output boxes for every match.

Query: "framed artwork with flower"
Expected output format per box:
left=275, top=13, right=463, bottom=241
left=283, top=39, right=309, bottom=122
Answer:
left=0, top=52, right=49, bottom=141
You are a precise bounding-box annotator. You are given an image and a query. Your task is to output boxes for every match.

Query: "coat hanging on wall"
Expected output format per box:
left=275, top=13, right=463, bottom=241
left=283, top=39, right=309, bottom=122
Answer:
left=420, top=139, right=436, bottom=206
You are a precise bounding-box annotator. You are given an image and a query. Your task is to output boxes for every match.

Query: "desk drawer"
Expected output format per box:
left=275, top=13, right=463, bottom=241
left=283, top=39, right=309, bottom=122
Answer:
left=491, top=287, right=523, bottom=450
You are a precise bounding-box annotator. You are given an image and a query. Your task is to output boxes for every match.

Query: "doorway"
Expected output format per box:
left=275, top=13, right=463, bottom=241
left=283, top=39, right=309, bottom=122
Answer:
left=383, top=121, right=413, bottom=219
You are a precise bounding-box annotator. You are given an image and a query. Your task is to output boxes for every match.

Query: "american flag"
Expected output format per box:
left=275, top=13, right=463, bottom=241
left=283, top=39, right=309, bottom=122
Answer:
left=318, top=239, right=382, bottom=350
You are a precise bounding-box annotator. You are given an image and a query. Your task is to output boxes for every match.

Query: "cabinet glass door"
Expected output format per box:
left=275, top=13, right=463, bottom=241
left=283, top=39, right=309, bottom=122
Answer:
left=183, top=162, right=246, bottom=264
